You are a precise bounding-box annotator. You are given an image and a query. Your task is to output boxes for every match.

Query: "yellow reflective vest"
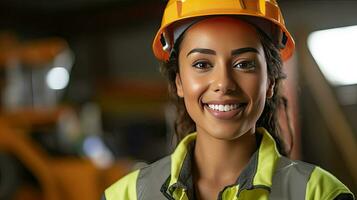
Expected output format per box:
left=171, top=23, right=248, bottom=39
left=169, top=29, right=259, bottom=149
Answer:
left=104, top=128, right=354, bottom=200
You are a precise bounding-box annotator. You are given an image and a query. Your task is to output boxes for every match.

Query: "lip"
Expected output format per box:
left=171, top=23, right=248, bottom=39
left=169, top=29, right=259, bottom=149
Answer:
left=202, top=100, right=246, bottom=120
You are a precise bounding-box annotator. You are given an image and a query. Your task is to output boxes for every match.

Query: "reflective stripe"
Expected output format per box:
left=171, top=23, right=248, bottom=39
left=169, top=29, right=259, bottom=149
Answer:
left=137, top=156, right=171, bottom=200
left=270, top=156, right=315, bottom=200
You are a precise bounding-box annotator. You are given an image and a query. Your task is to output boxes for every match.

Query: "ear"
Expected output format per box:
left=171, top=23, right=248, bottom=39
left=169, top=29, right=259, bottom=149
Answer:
left=175, top=73, right=184, bottom=97
left=266, top=78, right=275, bottom=98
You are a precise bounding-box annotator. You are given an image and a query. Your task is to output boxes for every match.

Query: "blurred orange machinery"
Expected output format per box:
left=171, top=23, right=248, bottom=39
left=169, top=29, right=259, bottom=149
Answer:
left=0, top=33, right=131, bottom=200
left=0, top=107, right=132, bottom=200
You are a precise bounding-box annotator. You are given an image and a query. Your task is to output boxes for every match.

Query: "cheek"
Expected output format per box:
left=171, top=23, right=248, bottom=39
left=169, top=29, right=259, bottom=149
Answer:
left=179, top=70, right=209, bottom=122
left=238, top=69, right=268, bottom=114
left=179, top=67, right=208, bottom=99
left=181, top=74, right=207, bottom=104
left=240, top=75, right=267, bottom=99
left=181, top=76, right=206, bottom=123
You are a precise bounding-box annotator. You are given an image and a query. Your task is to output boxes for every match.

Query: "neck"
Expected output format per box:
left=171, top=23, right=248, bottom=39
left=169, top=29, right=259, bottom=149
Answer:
left=193, top=129, right=257, bottom=184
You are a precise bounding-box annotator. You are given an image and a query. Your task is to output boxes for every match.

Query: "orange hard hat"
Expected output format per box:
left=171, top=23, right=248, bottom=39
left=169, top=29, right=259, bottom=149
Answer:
left=152, top=0, right=294, bottom=61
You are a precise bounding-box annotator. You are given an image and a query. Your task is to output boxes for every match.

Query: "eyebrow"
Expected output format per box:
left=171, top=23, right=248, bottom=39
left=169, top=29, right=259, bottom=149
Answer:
left=231, top=47, right=259, bottom=56
left=186, top=48, right=216, bottom=57
left=186, top=47, right=259, bottom=57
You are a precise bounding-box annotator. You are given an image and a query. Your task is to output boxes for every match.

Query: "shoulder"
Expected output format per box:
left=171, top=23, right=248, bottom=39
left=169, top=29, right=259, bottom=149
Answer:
left=104, top=155, right=172, bottom=200
left=306, top=166, right=354, bottom=200
left=272, top=157, right=354, bottom=200
left=104, top=169, right=140, bottom=200
left=137, top=154, right=171, bottom=180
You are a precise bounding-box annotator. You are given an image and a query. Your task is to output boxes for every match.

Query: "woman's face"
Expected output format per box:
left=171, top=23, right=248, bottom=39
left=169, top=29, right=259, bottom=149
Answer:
left=175, top=17, right=274, bottom=140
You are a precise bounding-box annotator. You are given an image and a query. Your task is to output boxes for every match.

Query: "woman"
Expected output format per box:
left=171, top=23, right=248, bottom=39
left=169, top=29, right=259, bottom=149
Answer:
left=104, top=0, right=355, bottom=199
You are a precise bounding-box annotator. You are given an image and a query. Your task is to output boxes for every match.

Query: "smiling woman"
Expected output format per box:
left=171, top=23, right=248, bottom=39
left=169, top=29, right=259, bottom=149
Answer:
left=175, top=17, right=271, bottom=144
left=103, top=0, right=355, bottom=199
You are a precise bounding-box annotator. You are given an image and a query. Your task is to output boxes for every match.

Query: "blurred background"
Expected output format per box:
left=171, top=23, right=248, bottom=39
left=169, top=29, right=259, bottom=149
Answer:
left=0, top=0, right=356, bottom=199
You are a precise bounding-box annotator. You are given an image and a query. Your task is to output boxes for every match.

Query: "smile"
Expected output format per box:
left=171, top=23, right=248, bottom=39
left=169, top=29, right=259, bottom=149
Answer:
left=207, top=104, right=241, bottom=112
left=203, top=102, right=247, bottom=120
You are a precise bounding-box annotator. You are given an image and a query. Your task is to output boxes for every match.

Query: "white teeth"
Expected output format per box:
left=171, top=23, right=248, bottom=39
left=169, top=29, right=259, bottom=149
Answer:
left=206, top=104, right=243, bottom=112
left=224, top=105, right=229, bottom=112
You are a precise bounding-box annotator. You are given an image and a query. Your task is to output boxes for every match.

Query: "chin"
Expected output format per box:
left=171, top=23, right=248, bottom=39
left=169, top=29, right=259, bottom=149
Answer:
left=200, top=123, right=252, bottom=141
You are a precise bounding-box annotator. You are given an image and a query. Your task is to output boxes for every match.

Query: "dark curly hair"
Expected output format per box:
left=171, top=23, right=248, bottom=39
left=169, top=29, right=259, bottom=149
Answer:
left=160, top=23, right=289, bottom=156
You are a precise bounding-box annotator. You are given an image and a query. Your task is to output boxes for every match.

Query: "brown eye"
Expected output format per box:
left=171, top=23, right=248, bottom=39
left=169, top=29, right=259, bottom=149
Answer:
left=233, top=60, right=256, bottom=71
left=192, top=61, right=212, bottom=69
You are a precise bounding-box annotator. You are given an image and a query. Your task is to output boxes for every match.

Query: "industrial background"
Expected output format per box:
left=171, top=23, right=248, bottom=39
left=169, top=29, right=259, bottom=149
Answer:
left=0, top=0, right=356, bottom=199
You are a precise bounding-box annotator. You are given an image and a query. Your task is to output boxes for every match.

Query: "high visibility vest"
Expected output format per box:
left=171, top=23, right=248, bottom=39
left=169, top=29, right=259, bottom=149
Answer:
left=104, top=128, right=354, bottom=200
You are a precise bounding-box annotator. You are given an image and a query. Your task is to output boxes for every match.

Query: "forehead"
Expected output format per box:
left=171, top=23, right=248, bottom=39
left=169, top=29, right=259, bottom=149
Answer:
left=180, top=17, right=261, bottom=50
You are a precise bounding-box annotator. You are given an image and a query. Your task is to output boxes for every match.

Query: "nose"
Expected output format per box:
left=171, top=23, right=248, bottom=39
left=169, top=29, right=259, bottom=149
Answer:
left=211, top=63, right=237, bottom=95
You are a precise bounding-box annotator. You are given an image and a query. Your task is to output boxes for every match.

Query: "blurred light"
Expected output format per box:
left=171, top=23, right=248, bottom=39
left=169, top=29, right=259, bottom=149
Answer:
left=307, top=25, right=357, bottom=86
left=83, top=135, right=114, bottom=169
left=46, top=67, right=69, bottom=90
